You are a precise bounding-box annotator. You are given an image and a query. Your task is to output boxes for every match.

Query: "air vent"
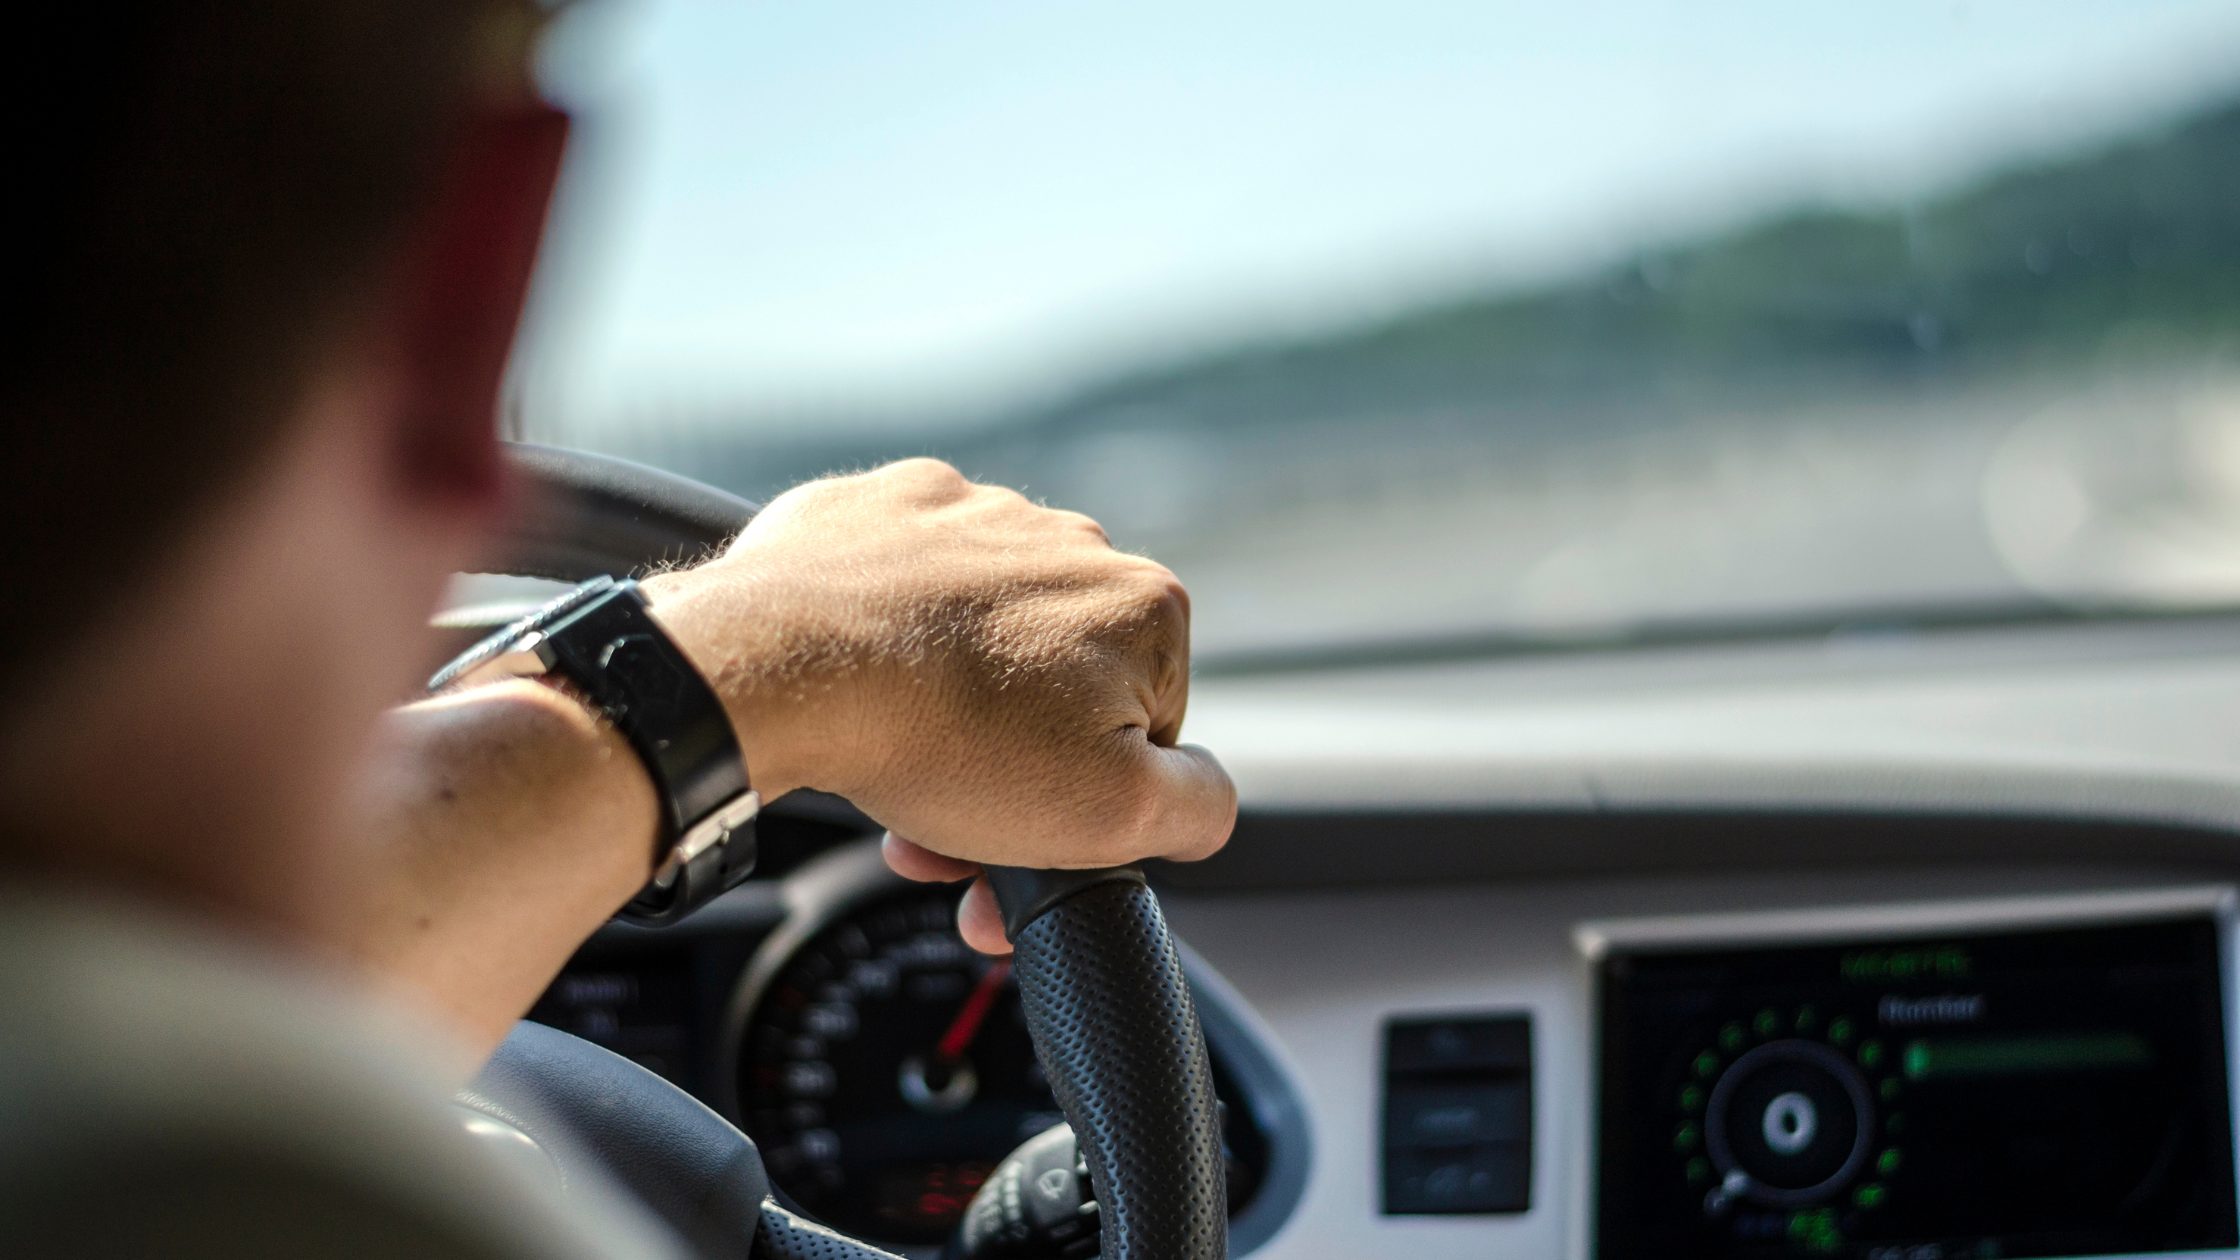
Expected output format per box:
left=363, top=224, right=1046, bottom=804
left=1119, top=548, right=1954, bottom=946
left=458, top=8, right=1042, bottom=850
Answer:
left=1381, top=1013, right=1532, bottom=1214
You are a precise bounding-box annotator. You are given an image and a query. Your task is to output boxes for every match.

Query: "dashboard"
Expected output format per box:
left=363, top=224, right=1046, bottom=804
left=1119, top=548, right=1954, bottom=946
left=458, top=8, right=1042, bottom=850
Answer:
left=530, top=611, right=2240, bottom=1260
left=531, top=835, right=1306, bottom=1257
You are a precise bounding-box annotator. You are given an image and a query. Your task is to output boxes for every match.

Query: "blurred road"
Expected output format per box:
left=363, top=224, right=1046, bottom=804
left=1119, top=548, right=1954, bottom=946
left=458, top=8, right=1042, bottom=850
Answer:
left=1127, top=365, right=2240, bottom=657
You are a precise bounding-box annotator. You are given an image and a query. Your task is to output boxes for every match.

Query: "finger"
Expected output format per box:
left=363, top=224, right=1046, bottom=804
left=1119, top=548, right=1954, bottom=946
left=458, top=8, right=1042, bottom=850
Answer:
left=1143, top=643, right=1188, bottom=748
left=1125, top=576, right=1191, bottom=748
left=956, top=875, right=1013, bottom=956
left=883, top=832, right=981, bottom=883
left=1136, top=741, right=1237, bottom=863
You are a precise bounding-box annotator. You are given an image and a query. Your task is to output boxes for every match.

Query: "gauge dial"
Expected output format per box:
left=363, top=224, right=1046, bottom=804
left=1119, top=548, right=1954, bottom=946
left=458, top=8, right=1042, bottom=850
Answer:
left=735, top=890, right=1062, bottom=1244
left=1673, top=1006, right=1904, bottom=1227
left=732, top=884, right=1269, bottom=1248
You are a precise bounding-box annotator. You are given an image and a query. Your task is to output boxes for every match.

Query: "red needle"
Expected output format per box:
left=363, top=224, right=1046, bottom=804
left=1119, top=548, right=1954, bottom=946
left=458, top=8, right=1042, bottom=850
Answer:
left=936, top=961, right=1012, bottom=1062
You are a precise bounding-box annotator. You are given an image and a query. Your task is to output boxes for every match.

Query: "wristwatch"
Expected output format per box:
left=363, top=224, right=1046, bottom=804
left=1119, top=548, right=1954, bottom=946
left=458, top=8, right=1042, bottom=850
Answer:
left=429, top=575, right=760, bottom=926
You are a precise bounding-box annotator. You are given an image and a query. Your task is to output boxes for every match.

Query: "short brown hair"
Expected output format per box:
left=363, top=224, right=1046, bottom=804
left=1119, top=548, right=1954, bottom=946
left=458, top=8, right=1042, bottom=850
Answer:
left=5, top=1, right=530, bottom=676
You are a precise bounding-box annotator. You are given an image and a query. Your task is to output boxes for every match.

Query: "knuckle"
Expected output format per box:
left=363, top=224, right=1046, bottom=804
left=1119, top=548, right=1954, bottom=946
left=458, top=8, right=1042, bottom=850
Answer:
left=1051, top=509, right=1111, bottom=543
left=879, top=457, right=971, bottom=493
left=1126, top=566, right=1189, bottom=619
left=1111, top=552, right=1180, bottom=585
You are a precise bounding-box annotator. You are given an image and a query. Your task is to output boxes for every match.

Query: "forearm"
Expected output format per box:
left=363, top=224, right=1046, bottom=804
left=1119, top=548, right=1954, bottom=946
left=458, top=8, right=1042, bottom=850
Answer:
left=340, top=678, right=658, bottom=1059
left=334, top=458, right=1234, bottom=1056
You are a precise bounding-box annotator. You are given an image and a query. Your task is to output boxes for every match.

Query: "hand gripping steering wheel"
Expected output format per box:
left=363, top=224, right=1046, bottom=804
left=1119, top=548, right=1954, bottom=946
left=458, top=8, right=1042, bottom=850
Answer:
left=455, top=444, right=1229, bottom=1260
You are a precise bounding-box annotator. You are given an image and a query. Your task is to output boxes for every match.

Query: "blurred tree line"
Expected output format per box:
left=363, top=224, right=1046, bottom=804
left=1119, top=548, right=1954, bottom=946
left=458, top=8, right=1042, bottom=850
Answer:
left=661, top=95, right=2240, bottom=506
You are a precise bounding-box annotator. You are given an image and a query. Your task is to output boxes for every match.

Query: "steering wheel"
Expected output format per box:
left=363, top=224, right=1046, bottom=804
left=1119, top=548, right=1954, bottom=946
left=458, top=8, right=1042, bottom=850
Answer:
left=451, top=444, right=1230, bottom=1260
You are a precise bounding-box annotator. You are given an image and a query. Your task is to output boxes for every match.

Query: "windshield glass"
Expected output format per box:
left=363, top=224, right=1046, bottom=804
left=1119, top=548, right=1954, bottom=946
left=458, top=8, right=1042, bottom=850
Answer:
left=518, top=1, right=2240, bottom=662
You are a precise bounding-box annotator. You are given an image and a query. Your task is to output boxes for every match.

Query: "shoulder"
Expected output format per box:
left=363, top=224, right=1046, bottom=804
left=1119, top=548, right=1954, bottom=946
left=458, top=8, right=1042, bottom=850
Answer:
left=5, top=1143, right=512, bottom=1259
left=0, top=889, right=685, bottom=1260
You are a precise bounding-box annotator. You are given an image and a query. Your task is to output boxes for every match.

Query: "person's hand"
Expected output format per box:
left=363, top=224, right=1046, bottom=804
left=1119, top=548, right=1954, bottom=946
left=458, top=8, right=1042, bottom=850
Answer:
left=640, top=459, right=1235, bottom=952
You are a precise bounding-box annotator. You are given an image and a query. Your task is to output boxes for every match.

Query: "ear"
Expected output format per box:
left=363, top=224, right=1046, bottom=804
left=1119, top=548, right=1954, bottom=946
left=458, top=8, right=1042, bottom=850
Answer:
left=387, top=101, right=571, bottom=514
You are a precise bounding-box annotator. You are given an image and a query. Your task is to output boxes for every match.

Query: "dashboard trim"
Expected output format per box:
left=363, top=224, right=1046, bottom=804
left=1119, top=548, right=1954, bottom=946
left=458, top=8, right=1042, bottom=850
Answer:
left=1158, top=812, right=2240, bottom=894
left=1177, top=936, right=1317, bottom=1255
left=1576, top=883, right=2239, bottom=958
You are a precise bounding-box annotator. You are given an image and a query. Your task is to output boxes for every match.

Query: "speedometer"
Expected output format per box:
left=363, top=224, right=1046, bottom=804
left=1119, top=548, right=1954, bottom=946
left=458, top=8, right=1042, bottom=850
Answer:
left=724, top=865, right=1275, bottom=1251
left=732, top=888, right=1064, bottom=1244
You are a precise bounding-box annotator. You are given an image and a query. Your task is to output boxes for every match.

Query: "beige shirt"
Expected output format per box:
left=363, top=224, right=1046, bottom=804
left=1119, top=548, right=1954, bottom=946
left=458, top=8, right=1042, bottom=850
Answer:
left=0, top=889, right=686, bottom=1259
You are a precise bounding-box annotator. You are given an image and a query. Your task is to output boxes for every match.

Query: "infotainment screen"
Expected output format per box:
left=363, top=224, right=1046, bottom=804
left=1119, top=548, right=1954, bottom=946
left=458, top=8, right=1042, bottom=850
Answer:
left=1596, top=913, right=2238, bottom=1260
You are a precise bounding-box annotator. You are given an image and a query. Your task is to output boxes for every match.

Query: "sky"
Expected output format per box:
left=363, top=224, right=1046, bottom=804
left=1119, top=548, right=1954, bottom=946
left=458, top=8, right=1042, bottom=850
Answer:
left=515, top=0, right=2240, bottom=446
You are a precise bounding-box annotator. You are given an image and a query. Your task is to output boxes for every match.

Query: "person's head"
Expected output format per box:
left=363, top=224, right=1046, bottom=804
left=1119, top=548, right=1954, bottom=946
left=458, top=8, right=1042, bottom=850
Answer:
left=0, top=2, right=571, bottom=935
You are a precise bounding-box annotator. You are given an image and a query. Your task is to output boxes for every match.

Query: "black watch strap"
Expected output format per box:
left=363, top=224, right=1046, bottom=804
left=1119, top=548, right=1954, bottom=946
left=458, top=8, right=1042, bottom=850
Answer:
left=430, top=576, right=757, bottom=926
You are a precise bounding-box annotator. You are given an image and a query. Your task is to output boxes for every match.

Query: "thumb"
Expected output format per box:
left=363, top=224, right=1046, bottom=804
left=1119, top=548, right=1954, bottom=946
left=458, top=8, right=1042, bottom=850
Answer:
left=1135, top=741, right=1236, bottom=863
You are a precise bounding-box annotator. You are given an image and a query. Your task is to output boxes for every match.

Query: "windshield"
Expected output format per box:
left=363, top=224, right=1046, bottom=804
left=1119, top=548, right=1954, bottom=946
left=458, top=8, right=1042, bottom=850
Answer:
left=517, top=1, right=2240, bottom=663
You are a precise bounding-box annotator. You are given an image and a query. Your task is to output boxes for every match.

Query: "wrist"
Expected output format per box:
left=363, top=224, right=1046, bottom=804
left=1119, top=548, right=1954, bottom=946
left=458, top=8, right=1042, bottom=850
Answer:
left=637, top=564, right=861, bottom=802
left=430, top=575, right=765, bottom=923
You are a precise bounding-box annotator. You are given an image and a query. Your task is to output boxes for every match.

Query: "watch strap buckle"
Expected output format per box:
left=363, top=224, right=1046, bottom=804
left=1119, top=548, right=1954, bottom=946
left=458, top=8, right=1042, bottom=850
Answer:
left=651, top=788, right=762, bottom=890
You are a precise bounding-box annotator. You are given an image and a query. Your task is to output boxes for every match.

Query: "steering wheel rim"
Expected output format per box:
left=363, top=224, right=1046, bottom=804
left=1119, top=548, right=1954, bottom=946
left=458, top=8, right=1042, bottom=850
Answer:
left=468, top=443, right=1230, bottom=1260
left=494, top=442, right=761, bottom=582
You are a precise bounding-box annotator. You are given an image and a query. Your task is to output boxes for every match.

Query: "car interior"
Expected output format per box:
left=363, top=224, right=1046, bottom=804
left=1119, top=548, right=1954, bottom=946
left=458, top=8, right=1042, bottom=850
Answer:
left=452, top=4, right=2240, bottom=1259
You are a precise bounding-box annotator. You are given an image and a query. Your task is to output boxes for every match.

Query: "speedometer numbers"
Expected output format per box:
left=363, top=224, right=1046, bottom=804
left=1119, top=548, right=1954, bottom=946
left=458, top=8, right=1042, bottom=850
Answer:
left=739, top=894, right=1062, bottom=1244
left=1674, top=1007, right=1905, bottom=1250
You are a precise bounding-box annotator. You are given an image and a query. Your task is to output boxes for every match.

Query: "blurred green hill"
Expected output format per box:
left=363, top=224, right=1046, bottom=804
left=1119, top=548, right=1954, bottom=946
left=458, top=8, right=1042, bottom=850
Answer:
left=670, top=93, right=2240, bottom=500
left=1020, top=97, right=2240, bottom=433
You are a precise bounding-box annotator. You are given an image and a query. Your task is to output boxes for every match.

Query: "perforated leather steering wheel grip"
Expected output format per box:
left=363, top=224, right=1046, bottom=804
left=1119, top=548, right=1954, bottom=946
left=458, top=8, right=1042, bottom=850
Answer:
left=982, top=866, right=1229, bottom=1260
